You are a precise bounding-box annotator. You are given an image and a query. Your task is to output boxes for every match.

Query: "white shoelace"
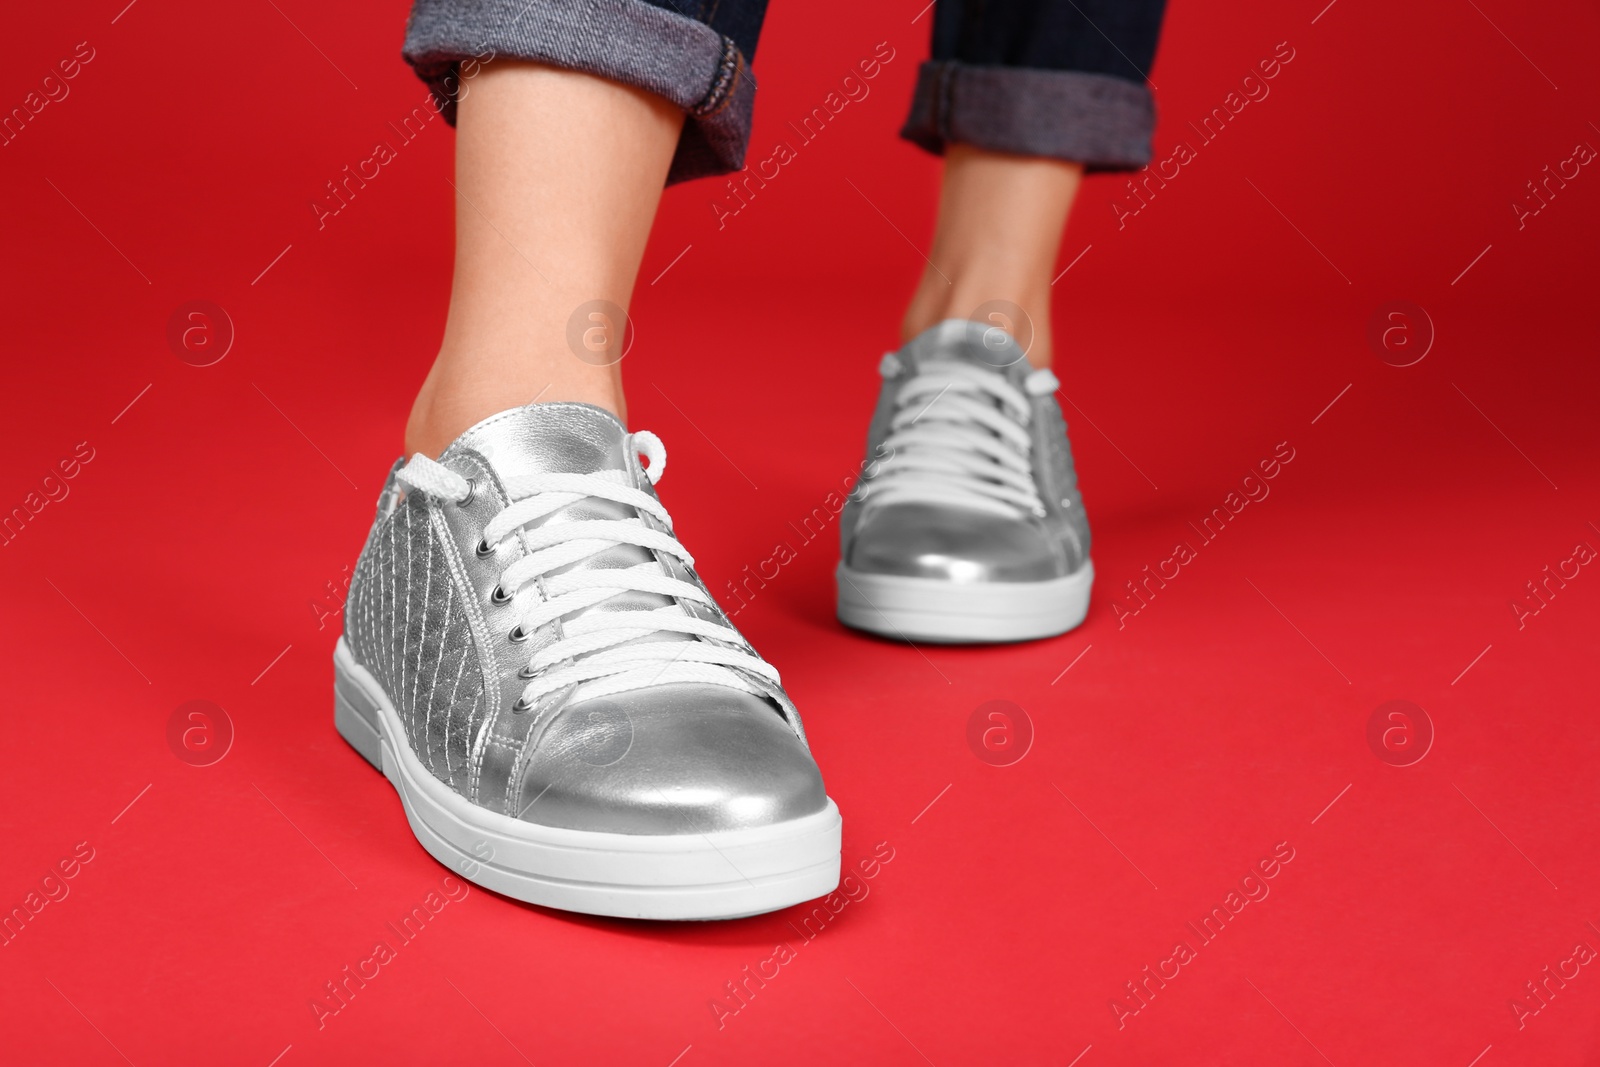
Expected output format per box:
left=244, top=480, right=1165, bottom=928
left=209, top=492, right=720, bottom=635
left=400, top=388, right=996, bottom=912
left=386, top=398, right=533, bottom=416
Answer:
left=395, top=431, right=779, bottom=710
left=856, top=356, right=1060, bottom=519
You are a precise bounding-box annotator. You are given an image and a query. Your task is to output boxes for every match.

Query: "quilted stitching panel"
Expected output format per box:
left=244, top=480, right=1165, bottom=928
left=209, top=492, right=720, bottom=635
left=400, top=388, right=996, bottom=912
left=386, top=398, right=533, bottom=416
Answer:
left=344, top=496, right=487, bottom=795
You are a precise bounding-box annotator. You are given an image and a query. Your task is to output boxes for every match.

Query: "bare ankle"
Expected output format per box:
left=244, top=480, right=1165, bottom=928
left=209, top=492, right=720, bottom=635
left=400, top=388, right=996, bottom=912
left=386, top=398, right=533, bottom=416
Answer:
left=404, top=361, right=625, bottom=458
left=899, top=146, right=1080, bottom=370
left=901, top=281, right=1055, bottom=368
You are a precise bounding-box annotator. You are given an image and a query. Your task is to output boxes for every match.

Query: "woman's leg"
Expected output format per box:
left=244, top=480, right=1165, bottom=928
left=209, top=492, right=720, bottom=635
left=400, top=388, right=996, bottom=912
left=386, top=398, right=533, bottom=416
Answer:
left=899, top=146, right=1083, bottom=369
left=403, top=61, right=683, bottom=458
left=894, top=0, right=1166, bottom=369
left=835, top=0, right=1167, bottom=643
left=345, top=7, right=841, bottom=924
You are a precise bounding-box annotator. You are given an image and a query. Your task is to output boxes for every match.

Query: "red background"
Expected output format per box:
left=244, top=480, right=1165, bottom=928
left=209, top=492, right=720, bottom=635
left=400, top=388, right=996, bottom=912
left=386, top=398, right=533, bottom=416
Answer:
left=3, top=0, right=1599, bottom=1063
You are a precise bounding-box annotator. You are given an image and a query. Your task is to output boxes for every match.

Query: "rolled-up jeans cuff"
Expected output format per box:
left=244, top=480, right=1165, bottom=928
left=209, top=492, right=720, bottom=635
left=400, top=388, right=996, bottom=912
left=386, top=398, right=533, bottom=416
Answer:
left=403, top=0, right=753, bottom=185
left=900, top=60, right=1155, bottom=171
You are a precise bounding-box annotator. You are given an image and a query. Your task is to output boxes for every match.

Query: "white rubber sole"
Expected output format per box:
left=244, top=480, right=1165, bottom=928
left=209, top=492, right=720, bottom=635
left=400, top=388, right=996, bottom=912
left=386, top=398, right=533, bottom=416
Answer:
left=333, top=639, right=841, bottom=920
left=836, top=560, right=1094, bottom=643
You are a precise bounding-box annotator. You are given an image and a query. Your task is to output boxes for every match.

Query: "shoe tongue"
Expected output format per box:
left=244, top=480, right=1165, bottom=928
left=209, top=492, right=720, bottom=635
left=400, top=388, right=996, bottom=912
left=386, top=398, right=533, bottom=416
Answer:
left=443, top=402, right=629, bottom=487
left=902, top=319, right=1032, bottom=386
left=442, top=401, right=683, bottom=643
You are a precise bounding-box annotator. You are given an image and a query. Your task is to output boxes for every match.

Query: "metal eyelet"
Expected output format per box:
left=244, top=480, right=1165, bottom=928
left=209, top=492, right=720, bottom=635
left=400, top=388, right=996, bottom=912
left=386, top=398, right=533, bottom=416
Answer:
left=489, top=584, right=511, bottom=605
left=511, top=696, right=533, bottom=714
left=475, top=537, right=495, bottom=559
left=516, top=665, right=536, bottom=679
left=508, top=625, right=528, bottom=643
left=456, top=478, right=477, bottom=506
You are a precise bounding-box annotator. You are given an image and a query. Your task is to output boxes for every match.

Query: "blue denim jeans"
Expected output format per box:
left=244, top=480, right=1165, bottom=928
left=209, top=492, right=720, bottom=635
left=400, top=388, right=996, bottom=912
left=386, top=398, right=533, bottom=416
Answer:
left=403, top=0, right=1166, bottom=185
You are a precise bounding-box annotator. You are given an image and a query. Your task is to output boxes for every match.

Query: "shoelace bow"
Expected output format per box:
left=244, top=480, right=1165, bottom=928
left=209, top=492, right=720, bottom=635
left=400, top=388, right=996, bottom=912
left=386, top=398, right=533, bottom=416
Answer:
left=395, top=431, right=779, bottom=710
left=856, top=356, right=1060, bottom=519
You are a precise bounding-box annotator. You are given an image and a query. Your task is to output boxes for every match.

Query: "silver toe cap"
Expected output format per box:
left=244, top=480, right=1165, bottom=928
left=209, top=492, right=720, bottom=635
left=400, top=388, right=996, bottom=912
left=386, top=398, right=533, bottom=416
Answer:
left=846, top=502, right=1069, bottom=582
left=511, top=684, right=828, bottom=835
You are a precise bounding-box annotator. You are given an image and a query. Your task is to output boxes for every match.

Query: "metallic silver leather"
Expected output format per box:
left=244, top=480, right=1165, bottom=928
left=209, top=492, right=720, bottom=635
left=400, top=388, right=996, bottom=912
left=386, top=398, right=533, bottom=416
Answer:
left=343, top=402, right=827, bottom=835
left=848, top=502, right=1068, bottom=581
left=510, top=687, right=828, bottom=834
left=344, top=482, right=490, bottom=793
left=841, top=320, right=1091, bottom=583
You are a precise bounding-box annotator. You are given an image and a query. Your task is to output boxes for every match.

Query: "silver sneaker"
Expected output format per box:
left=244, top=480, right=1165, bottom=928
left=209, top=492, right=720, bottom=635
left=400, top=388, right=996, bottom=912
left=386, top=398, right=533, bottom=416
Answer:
left=837, top=319, right=1093, bottom=643
left=336, top=402, right=841, bottom=919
